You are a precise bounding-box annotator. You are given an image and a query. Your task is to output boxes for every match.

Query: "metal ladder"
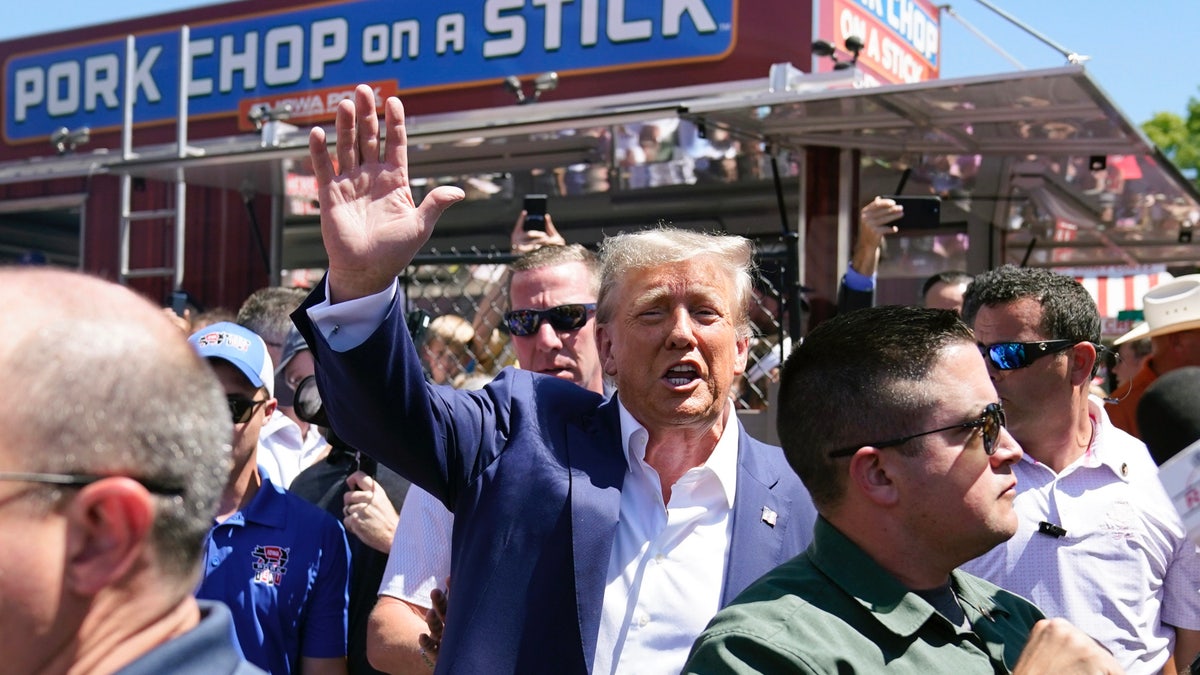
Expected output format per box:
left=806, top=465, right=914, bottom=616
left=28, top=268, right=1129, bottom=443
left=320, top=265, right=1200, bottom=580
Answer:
left=118, top=27, right=191, bottom=288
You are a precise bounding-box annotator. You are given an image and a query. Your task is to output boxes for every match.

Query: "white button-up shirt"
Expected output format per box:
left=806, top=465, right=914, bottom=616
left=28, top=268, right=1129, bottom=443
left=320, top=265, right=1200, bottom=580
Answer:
left=963, top=398, right=1200, bottom=675
left=257, top=410, right=327, bottom=488
left=591, top=400, right=739, bottom=675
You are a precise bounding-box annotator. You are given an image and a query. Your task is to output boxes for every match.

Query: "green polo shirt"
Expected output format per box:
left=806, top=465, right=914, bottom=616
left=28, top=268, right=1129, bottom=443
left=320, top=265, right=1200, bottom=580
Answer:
left=684, top=517, right=1044, bottom=674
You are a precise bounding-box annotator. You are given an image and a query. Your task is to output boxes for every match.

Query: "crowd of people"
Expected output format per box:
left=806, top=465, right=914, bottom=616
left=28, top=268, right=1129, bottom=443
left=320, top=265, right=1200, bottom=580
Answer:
left=8, top=84, right=1200, bottom=675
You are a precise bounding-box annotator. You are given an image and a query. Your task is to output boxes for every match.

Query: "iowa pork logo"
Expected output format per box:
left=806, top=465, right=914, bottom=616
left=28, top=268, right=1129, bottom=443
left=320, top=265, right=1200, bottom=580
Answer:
left=251, top=545, right=289, bottom=586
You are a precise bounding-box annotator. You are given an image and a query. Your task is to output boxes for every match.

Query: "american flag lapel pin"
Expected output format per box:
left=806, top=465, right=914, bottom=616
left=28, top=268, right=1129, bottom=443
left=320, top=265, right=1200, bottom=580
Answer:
left=761, top=506, right=778, bottom=527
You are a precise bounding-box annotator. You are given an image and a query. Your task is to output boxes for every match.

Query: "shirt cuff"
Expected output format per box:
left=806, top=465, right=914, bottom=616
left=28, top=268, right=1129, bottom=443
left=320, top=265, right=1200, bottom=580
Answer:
left=842, top=263, right=876, bottom=293
left=306, top=277, right=400, bottom=352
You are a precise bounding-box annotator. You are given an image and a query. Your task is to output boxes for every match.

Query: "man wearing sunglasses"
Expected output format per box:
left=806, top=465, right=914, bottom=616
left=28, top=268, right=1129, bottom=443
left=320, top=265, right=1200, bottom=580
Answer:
left=292, top=85, right=815, bottom=674
left=686, top=305, right=1119, bottom=673
left=0, top=269, right=262, bottom=674
left=960, top=265, right=1200, bottom=675
left=190, top=322, right=352, bottom=675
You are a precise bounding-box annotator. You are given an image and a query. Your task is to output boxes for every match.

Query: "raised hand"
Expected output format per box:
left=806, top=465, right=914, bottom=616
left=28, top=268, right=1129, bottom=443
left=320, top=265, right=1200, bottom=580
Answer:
left=511, top=212, right=567, bottom=254
left=1013, top=618, right=1125, bottom=675
left=308, top=84, right=465, bottom=303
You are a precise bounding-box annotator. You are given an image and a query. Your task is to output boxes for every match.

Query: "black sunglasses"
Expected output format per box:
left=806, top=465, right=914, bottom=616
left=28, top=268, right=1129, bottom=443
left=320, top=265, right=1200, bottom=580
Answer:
left=0, top=471, right=185, bottom=496
left=503, top=303, right=596, bottom=337
left=828, top=402, right=1007, bottom=459
left=980, top=340, right=1078, bottom=371
left=228, top=394, right=269, bottom=424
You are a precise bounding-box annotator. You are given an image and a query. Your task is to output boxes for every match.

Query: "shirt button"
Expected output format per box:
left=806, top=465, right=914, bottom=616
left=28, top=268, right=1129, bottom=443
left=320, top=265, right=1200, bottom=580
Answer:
left=654, top=553, right=664, bottom=563
left=638, top=615, right=649, bottom=627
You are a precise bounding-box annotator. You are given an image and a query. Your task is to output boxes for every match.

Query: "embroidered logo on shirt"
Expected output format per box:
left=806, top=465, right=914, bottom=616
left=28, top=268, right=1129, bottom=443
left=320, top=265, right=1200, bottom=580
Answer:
left=251, top=545, right=289, bottom=585
left=1102, top=500, right=1137, bottom=541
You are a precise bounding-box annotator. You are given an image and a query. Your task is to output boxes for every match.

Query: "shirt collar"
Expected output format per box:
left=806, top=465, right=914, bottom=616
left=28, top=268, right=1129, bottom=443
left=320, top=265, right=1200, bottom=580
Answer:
left=808, top=517, right=1010, bottom=637
left=1084, top=396, right=1135, bottom=483
left=615, top=397, right=740, bottom=508
left=1015, top=397, right=1133, bottom=483
left=222, top=470, right=288, bottom=529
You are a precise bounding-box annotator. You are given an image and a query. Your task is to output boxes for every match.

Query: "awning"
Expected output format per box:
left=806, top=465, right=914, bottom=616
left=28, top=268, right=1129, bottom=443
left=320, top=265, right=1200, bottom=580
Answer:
left=682, top=65, right=1200, bottom=269
left=0, top=65, right=1194, bottom=270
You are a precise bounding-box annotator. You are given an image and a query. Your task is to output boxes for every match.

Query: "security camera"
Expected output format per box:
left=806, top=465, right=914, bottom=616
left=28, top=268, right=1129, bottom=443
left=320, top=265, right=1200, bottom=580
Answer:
left=503, top=76, right=526, bottom=104
left=49, top=126, right=90, bottom=155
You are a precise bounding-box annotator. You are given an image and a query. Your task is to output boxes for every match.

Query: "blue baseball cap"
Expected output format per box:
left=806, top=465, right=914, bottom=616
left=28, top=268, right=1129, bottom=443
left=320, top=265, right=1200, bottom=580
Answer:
left=189, top=321, right=275, bottom=397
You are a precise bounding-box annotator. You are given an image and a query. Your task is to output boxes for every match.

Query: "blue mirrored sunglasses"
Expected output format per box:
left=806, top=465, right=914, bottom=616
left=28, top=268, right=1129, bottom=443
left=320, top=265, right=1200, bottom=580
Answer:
left=980, top=340, right=1078, bottom=370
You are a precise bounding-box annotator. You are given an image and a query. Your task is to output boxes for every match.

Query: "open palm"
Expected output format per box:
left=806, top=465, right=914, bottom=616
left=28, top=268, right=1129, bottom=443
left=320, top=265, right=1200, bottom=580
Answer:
left=309, top=85, right=464, bottom=302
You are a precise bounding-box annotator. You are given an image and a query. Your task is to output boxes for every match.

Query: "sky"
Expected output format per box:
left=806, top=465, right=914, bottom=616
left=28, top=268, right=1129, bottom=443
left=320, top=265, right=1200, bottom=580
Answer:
left=1, top=0, right=1195, bottom=126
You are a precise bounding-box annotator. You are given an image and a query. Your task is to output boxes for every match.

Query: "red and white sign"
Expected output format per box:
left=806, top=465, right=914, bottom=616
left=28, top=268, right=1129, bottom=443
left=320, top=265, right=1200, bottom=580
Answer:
left=816, top=0, right=941, bottom=84
left=1070, top=267, right=1173, bottom=330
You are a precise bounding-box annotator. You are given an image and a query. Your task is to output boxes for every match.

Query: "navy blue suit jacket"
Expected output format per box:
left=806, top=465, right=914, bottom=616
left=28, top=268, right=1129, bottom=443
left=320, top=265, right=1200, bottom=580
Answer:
left=294, top=285, right=816, bottom=674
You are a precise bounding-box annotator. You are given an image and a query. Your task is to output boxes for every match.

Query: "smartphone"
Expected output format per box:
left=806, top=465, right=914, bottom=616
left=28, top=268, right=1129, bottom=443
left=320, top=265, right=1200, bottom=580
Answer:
left=170, top=290, right=189, bottom=317
left=523, top=194, right=548, bottom=231
left=884, top=195, right=941, bottom=231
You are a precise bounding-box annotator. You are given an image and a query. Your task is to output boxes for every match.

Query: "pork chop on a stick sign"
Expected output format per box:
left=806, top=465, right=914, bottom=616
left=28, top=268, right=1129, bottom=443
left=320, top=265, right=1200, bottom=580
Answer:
left=816, top=0, right=940, bottom=85
left=5, top=0, right=735, bottom=143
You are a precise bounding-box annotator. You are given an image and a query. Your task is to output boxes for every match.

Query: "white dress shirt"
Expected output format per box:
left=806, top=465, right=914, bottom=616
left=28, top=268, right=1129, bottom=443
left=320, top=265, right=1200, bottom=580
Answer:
left=591, top=400, right=738, bottom=675
left=257, top=410, right=327, bottom=488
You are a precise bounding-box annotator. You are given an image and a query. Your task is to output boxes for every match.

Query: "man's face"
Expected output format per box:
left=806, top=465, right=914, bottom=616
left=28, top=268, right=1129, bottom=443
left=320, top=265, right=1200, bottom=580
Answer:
left=509, top=261, right=604, bottom=394
left=888, top=343, right=1023, bottom=564
left=283, top=349, right=315, bottom=392
left=970, top=297, right=1074, bottom=447
left=421, top=338, right=462, bottom=386
left=211, top=361, right=275, bottom=470
left=1112, top=342, right=1147, bottom=388
left=924, top=281, right=968, bottom=313
left=597, top=257, right=749, bottom=432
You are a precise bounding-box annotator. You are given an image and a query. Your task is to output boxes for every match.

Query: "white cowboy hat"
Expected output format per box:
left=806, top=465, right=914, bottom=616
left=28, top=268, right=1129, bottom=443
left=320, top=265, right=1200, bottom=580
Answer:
left=1114, top=274, right=1200, bottom=345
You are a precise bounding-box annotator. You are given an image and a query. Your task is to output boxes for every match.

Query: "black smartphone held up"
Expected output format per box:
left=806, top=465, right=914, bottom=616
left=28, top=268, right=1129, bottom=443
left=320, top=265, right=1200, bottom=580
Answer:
left=523, top=193, right=548, bottom=231
left=885, top=195, right=942, bottom=231
left=170, top=290, right=189, bottom=317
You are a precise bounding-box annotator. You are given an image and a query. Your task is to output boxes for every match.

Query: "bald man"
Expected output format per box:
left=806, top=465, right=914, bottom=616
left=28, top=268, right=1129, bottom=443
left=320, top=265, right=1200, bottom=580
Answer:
left=0, top=268, right=261, bottom=674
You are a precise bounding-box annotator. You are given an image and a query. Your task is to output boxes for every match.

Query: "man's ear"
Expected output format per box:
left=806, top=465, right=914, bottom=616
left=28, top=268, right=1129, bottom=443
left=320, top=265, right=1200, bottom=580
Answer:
left=732, top=334, right=750, bottom=377
left=847, top=448, right=901, bottom=507
left=1069, top=341, right=1098, bottom=387
left=596, top=324, right=618, bottom=377
left=63, top=479, right=155, bottom=596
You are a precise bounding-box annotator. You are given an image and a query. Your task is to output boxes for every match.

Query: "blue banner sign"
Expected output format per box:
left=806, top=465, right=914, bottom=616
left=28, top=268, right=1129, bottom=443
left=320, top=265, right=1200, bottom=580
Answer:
left=5, top=0, right=734, bottom=143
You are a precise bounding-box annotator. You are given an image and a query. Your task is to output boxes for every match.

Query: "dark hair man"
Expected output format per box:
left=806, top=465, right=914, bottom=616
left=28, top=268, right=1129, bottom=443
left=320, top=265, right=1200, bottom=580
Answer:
left=685, top=305, right=1121, bottom=674
left=961, top=265, right=1200, bottom=674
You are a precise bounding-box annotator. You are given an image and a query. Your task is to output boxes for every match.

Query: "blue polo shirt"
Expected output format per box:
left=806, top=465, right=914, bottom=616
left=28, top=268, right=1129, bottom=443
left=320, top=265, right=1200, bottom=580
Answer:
left=197, top=474, right=350, bottom=675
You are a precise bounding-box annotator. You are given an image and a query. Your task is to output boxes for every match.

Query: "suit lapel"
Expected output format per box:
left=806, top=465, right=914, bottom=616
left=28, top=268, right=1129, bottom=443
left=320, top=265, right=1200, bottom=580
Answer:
left=567, top=396, right=626, bottom=672
left=721, top=426, right=791, bottom=605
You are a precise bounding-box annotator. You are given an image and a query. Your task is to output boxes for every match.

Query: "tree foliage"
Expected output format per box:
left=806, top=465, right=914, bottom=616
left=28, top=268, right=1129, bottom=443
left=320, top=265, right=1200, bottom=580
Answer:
left=1142, top=96, right=1200, bottom=187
